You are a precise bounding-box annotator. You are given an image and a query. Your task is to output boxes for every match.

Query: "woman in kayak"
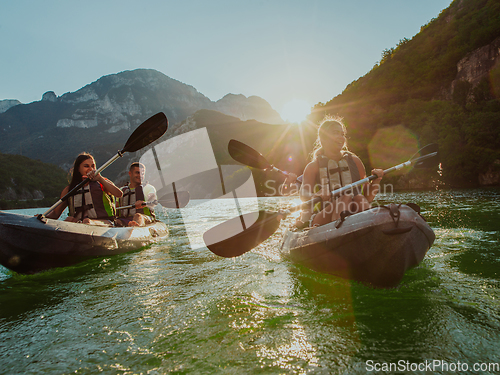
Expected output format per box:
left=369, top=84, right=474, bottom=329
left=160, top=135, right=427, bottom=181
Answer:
left=299, top=117, right=384, bottom=227
left=46, top=152, right=123, bottom=225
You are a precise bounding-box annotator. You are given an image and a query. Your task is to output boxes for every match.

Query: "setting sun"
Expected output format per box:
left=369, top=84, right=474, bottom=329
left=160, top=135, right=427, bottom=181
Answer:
left=280, top=99, right=311, bottom=124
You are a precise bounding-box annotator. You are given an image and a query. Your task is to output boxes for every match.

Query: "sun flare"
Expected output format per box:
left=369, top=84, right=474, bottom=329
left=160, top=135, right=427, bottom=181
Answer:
left=280, top=99, right=311, bottom=124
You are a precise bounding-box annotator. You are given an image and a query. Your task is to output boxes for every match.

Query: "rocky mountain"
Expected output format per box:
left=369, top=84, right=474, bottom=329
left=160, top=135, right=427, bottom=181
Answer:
left=0, top=99, right=21, bottom=114
left=448, top=35, right=500, bottom=100
left=0, top=69, right=283, bottom=180
left=214, top=94, right=283, bottom=124
left=6, top=0, right=499, bottom=196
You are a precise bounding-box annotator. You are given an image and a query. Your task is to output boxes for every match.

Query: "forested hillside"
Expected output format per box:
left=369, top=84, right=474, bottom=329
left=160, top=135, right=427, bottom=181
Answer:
left=310, top=0, right=500, bottom=188
left=1, top=153, right=67, bottom=209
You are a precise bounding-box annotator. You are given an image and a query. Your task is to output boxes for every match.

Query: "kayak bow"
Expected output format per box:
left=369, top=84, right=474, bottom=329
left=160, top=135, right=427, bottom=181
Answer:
left=0, top=211, right=168, bottom=274
left=280, top=203, right=435, bottom=288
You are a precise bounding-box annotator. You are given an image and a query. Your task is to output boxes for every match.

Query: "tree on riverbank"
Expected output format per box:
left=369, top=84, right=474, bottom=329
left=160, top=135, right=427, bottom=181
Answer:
left=310, top=0, right=500, bottom=188
left=1, top=153, right=67, bottom=209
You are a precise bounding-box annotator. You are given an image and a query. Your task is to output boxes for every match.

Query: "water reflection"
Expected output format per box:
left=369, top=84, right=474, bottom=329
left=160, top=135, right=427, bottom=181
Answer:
left=1, top=189, right=500, bottom=373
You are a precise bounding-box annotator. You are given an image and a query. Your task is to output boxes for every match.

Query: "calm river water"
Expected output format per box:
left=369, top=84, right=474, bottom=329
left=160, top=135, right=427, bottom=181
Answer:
left=1, top=188, right=499, bottom=374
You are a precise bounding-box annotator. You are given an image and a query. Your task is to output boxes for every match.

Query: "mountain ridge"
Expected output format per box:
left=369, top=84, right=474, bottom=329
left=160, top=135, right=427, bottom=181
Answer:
left=0, top=69, right=284, bottom=181
left=3, top=0, right=500, bottom=193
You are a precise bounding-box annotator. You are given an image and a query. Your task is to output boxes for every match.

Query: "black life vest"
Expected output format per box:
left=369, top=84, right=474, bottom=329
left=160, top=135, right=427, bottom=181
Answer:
left=119, top=184, right=155, bottom=219
left=68, top=181, right=116, bottom=220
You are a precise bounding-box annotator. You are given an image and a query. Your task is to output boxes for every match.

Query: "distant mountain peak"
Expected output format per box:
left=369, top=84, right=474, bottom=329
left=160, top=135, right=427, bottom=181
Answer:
left=215, top=92, right=283, bottom=124
left=0, top=99, right=22, bottom=114
left=42, top=91, right=57, bottom=102
left=0, top=68, right=284, bottom=180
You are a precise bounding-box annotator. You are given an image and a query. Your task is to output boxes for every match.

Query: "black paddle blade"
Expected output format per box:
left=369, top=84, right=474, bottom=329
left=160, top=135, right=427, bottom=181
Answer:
left=228, top=139, right=272, bottom=170
left=413, top=144, right=439, bottom=168
left=122, top=112, right=168, bottom=153
left=158, top=191, right=190, bottom=208
left=203, top=210, right=282, bottom=257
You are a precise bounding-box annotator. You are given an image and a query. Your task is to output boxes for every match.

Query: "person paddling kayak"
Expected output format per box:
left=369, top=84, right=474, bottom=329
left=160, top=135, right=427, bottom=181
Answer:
left=300, top=116, right=384, bottom=227
left=46, top=152, right=123, bottom=226
left=116, top=162, right=157, bottom=227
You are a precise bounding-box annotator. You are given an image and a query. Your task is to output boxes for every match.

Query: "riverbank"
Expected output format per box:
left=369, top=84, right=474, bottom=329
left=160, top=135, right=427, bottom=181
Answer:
left=0, top=197, right=59, bottom=210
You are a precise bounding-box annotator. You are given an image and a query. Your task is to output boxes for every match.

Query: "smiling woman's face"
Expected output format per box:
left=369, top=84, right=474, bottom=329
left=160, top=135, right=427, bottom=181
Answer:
left=78, top=157, right=96, bottom=179
left=320, top=121, right=346, bottom=152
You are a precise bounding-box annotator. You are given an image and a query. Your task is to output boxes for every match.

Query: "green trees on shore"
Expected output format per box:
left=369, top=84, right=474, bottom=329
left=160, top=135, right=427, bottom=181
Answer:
left=311, top=0, right=500, bottom=187
left=1, top=153, right=67, bottom=209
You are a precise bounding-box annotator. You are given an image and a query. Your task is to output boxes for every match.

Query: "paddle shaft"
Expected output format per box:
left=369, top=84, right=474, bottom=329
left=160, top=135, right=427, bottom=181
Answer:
left=268, top=165, right=290, bottom=177
left=116, top=199, right=155, bottom=210
left=116, top=191, right=190, bottom=210
left=282, top=151, right=438, bottom=217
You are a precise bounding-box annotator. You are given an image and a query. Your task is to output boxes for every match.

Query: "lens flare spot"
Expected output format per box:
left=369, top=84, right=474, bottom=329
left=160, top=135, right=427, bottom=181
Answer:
left=368, top=125, right=418, bottom=173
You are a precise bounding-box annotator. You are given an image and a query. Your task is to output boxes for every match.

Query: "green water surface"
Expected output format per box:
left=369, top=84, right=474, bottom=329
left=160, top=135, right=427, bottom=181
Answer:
left=0, top=189, right=499, bottom=374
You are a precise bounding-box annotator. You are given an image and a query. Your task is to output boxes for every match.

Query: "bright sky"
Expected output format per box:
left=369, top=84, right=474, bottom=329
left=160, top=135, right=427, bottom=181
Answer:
left=1, top=0, right=452, bottom=122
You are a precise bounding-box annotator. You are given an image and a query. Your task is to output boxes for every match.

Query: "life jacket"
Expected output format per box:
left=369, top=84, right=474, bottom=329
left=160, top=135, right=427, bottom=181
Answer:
left=68, top=181, right=116, bottom=220
left=119, top=184, right=155, bottom=219
left=313, top=152, right=361, bottom=212
left=317, top=152, right=361, bottom=196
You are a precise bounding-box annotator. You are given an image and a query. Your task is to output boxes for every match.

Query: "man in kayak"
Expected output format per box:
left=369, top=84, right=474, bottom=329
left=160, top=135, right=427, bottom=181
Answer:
left=46, top=152, right=123, bottom=226
left=116, top=162, right=157, bottom=227
left=300, top=117, right=384, bottom=227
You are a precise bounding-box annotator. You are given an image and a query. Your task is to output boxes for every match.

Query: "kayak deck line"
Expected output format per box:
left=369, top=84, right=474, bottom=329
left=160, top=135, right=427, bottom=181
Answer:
left=0, top=210, right=168, bottom=274
left=280, top=203, right=435, bottom=288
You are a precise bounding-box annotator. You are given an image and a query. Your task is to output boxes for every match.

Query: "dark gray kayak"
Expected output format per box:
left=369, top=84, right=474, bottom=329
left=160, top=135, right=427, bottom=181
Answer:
left=280, top=204, right=435, bottom=288
left=0, top=211, right=168, bottom=274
